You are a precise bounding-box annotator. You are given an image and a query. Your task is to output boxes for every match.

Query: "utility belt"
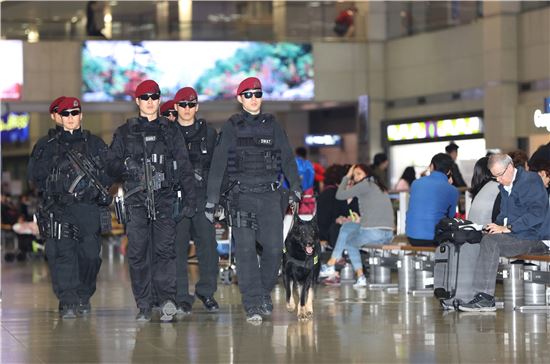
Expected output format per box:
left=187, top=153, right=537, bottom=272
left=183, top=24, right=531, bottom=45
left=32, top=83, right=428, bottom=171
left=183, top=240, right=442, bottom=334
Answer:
left=235, top=181, right=281, bottom=193
left=221, top=180, right=280, bottom=231
left=35, top=209, right=79, bottom=240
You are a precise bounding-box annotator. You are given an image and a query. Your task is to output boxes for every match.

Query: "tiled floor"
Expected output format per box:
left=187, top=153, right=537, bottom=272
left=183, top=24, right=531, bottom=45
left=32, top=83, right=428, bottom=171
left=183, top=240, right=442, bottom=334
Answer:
left=2, top=254, right=550, bottom=363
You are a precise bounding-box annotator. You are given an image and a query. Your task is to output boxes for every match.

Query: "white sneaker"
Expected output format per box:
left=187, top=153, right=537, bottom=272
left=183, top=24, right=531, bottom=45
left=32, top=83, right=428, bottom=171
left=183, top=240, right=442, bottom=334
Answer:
left=353, top=275, right=367, bottom=288
left=319, top=264, right=336, bottom=278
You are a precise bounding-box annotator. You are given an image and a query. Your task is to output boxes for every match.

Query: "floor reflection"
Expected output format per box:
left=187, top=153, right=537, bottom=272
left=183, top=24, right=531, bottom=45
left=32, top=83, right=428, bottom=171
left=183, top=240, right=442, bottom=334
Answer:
left=2, top=256, right=550, bottom=363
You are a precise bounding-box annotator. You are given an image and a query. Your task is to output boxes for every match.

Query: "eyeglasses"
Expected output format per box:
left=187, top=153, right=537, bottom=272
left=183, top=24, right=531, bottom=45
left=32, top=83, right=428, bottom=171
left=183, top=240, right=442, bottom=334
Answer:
left=492, top=163, right=510, bottom=180
left=240, top=91, right=263, bottom=99
left=162, top=110, right=177, bottom=117
left=177, top=101, right=197, bottom=108
left=60, top=110, right=81, bottom=117
left=139, top=93, right=161, bottom=101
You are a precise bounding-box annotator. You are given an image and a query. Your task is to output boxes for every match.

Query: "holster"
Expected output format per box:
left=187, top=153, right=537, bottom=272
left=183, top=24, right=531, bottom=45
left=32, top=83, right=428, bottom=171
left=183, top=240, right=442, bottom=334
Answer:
left=114, top=195, right=127, bottom=225
left=99, top=206, right=112, bottom=234
left=172, top=191, right=184, bottom=222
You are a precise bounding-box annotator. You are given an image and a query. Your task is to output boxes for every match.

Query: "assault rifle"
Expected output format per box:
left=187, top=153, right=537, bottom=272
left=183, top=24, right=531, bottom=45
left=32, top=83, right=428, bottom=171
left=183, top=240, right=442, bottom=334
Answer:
left=142, top=133, right=157, bottom=220
left=66, top=149, right=110, bottom=201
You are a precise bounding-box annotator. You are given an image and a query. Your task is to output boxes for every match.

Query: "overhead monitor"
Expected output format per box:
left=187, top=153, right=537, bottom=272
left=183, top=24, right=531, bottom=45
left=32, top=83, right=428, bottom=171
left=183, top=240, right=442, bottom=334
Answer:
left=1, top=112, right=30, bottom=144
left=0, top=40, right=23, bottom=100
left=82, top=41, right=314, bottom=102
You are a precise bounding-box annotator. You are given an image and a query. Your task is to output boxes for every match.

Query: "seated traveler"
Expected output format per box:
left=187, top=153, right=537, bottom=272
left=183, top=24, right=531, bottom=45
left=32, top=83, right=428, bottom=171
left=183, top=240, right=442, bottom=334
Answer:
left=319, top=164, right=394, bottom=288
left=458, top=154, right=550, bottom=312
left=467, top=156, right=500, bottom=226
left=406, top=153, right=459, bottom=246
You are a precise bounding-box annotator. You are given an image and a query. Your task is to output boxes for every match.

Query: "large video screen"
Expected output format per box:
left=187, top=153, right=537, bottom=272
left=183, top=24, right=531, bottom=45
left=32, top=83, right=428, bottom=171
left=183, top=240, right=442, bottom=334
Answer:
left=1, top=112, right=30, bottom=144
left=82, top=41, right=314, bottom=102
left=0, top=40, right=23, bottom=100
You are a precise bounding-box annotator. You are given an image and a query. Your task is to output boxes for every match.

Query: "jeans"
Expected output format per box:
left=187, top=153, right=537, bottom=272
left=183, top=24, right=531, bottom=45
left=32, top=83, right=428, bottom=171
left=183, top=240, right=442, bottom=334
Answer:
left=331, top=222, right=394, bottom=271
left=473, top=233, right=548, bottom=296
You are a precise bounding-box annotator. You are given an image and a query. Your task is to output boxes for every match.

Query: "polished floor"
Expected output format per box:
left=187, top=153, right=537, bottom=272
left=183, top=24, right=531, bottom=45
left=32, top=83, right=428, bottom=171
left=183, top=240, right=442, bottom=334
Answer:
left=2, top=250, right=550, bottom=364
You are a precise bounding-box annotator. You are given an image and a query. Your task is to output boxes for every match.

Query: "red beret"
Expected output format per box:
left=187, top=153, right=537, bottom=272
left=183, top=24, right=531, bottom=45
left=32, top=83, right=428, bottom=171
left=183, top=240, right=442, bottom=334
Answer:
left=57, top=97, right=81, bottom=112
left=174, top=87, right=198, bottom=103
left=49, top=96, right=66, bottom=114
left=135, top=80, right=160, bottom=98
left=236, top=77, right=262, bottom=95
left=160, top=100, right=176, bottom=114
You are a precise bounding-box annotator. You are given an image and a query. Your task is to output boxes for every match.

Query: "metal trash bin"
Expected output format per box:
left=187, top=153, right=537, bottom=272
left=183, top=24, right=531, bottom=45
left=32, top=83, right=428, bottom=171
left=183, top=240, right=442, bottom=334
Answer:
left=503, top=262, right=524, bottom=309
left=397, top=254, right=415, bottom=292
left=523, top=263, right=546, bottom=306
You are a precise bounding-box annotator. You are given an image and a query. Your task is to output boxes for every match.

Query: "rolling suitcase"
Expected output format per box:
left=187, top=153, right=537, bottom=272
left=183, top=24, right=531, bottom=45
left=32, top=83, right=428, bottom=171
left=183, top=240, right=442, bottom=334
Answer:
left=433, top=241, right=480, bottom=309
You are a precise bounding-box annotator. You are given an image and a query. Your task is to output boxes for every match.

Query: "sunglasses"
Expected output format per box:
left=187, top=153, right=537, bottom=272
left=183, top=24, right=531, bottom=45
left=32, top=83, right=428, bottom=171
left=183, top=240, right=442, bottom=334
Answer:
left=162, top=110, right=177, bottom=117
left=240, top=91, right=263, bottom=99
left=139, top=93, right=161, bottom=101
left=60, top=110, right=81, bottom=117
left=178, top=101, right=197, bottom=108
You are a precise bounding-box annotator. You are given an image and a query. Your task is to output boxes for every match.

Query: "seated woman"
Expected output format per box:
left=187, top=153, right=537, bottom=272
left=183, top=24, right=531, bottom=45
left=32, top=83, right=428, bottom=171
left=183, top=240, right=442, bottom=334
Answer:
left=319, top=164, right=394, bottom=288
left=393, top=166, right=416, bottom=192
left=467, top=157, right=500, bottom=226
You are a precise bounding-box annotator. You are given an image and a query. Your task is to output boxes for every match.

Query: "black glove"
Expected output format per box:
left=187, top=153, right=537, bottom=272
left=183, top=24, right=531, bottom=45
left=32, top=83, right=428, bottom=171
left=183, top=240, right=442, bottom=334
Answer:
left=289, top=190, right=302, bottom=204
left=204, top=202, right=216, bottom=223
left=123, top=157, right=141, bottom=180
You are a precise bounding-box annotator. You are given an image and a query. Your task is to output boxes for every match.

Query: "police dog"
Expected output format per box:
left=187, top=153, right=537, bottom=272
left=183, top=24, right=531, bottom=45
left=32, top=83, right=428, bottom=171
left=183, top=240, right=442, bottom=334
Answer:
left=283, top=212, right=321, bottom=321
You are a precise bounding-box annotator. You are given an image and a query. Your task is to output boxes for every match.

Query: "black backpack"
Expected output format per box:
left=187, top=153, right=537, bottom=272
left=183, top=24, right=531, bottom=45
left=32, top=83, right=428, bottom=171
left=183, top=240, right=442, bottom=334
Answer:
left=435, top=218, right=483, bottom=245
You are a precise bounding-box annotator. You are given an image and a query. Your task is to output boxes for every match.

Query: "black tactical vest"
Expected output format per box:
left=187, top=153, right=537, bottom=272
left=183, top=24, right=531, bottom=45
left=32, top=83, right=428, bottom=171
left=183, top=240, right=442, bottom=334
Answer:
left=184, top=119, right=211, bottom=179
left=43, top=129, right=100, bottom=203
left=226, top=113, right=282, bottom=182
left=122, top=117, right=178, bottom=191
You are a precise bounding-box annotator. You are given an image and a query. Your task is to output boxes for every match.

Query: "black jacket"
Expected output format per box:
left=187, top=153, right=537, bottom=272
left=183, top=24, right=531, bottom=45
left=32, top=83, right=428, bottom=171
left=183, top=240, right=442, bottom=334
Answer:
left=206, top=110, right=301, bottom=204
left=106, top=116, right=196, bottom=209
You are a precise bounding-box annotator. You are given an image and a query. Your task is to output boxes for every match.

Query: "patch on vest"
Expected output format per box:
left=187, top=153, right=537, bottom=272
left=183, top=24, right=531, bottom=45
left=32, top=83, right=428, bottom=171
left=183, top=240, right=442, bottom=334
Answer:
left=257, top=138, right=273, bottom=146
left=145, top=136, right=156, bottom=142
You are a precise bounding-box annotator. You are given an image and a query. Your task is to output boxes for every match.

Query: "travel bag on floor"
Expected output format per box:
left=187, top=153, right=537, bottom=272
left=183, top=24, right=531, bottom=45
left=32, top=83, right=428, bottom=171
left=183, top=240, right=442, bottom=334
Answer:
left=433, top=241, right=480, bottom=309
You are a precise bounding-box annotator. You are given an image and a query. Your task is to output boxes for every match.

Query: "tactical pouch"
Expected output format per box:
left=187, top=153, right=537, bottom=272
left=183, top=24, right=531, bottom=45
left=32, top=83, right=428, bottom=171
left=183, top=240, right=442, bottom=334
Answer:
left=230, top=210, right=258, bottom=230
left=114, top=195, right=127, bottom=225
left=99, top=206, right=112, bottom=234
left=35, top=209, right=79, bottom=240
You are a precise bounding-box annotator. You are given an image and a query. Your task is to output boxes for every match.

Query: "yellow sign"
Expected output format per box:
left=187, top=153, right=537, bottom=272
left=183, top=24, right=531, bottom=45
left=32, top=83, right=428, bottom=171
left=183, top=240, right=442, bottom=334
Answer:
left=0, top=113, right=30, bottom=132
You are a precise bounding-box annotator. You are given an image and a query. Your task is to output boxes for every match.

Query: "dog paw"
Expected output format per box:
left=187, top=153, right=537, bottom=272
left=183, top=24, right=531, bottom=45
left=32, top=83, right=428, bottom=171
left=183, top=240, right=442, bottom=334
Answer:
left=286, top=302, right=296, bottom=312
left=305, top=311, right=313, bottom=319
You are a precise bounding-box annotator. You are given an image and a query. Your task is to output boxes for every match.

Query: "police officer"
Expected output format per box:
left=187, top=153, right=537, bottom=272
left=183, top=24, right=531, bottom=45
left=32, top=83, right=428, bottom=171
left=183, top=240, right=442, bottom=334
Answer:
left=106, top=80, right=196, bottom=322
left=28, top=96, right=66, bottom=186
left=160, top=99, right=177, bottom=122
left=172, top=87, right=219, bottom=315
left=205, top=77, right=301, bottom=322
left=28, top=97, right=112, bottom=319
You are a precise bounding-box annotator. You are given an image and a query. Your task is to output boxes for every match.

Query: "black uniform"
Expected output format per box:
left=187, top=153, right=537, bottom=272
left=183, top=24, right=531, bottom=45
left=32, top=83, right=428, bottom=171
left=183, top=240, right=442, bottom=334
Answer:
left=206, top=111, right=301, bottom=310
left=106, top=116, right=196, bottom=310
left=28, top=128, right=111, bottom=309
left=174, top=119, right=219, bottom=306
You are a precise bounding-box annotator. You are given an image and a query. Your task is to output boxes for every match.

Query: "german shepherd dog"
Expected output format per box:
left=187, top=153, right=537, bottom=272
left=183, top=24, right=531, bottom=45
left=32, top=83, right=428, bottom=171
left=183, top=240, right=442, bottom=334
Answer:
left=283, top=211, right=321, bottom=321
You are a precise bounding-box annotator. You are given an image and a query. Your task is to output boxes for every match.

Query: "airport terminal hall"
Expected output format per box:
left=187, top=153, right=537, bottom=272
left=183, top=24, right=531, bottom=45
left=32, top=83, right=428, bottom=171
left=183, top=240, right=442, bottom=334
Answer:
left=2, top=1, right=550, bottom=363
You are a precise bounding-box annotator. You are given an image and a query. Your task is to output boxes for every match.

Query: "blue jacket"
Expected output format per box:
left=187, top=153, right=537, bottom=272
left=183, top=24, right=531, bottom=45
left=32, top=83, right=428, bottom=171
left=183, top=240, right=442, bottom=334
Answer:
left=295, top=157, right=315, bottom=191
left=406, top=171, right=459, bottom=240
left=496, top=167, right=549, bottom=240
